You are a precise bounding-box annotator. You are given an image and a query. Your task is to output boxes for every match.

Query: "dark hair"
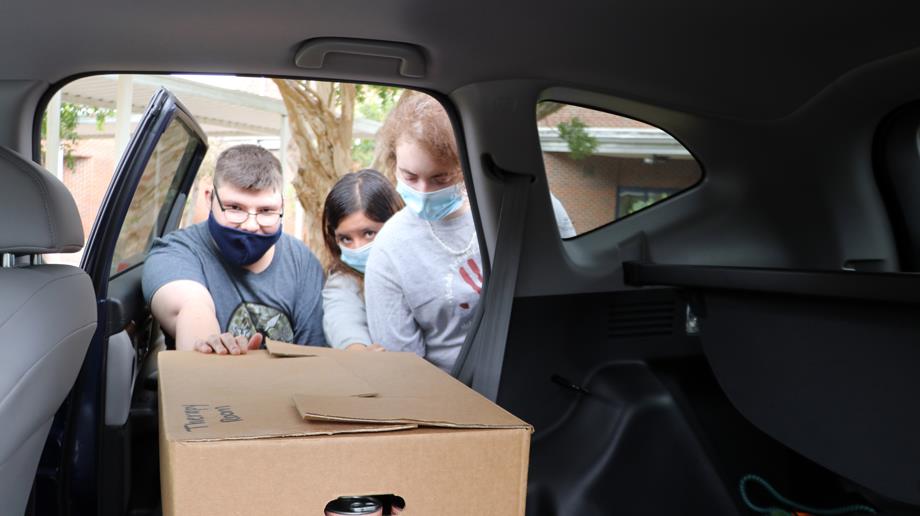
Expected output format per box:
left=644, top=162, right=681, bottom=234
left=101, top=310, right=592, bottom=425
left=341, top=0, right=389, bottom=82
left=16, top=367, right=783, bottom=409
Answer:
left=322, top=169, right=404, bottom=279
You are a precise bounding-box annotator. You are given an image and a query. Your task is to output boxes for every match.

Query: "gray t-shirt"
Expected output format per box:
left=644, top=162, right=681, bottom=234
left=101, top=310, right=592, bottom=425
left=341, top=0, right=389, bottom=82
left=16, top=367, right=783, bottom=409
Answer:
left=550, top=193, right=577, bottom=238
left=322, top=271, right=372, bottom=349
left=364, top=207, right=481, bottom=372
left=142, top=222, right=326, bottom=346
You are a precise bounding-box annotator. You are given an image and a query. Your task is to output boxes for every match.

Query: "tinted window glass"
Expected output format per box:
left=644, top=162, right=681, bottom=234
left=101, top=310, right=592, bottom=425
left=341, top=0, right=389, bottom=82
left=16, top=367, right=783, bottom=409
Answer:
left=110, top=118, right=198, bottom=276
left=537, top=101, right=702, bottom=238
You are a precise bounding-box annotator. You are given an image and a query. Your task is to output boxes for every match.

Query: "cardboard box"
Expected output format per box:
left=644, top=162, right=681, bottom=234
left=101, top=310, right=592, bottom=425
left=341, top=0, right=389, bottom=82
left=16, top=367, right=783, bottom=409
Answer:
left=158, top=341, right=532, bottom=515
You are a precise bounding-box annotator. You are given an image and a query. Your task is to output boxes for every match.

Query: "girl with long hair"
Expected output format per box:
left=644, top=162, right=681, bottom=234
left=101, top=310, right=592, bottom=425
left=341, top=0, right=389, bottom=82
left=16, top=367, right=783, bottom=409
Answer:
left=364, top=93, right=482, bottom=372
left=321, top=169, right=403, bottom=350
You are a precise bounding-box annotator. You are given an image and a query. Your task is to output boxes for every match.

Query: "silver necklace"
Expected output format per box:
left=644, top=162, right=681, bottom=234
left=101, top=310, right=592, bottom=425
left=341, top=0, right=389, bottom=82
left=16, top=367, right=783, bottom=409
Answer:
left=426, top=220, right=476, bottom=255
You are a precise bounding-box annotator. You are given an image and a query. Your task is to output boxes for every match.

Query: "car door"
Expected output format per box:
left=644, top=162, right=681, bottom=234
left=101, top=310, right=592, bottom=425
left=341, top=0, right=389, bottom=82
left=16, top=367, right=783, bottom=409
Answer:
left=32, top=87, right=207, bottom=516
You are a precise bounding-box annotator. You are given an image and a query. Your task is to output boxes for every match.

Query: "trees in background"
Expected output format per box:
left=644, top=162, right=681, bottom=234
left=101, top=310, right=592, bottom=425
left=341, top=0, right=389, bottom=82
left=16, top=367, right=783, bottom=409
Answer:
left=273, top=79, right=399, bottom=261
left=41, top=103, right=112, bottom=168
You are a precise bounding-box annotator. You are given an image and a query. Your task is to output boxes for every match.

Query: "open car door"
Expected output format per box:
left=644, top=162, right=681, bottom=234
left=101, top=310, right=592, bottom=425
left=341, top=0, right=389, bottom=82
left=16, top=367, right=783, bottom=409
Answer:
left=33, top=88, right=207, bottom=516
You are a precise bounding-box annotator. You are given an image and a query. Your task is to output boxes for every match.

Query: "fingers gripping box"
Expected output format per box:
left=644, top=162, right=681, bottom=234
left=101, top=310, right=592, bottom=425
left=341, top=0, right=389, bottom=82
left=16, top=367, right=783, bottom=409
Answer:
left=158, top=341, right=532, bottom=515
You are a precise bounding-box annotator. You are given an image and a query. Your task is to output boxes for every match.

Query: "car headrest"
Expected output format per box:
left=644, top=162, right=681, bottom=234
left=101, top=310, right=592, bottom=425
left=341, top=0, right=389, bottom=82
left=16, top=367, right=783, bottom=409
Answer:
left=0, top=146, right=84, bottom=254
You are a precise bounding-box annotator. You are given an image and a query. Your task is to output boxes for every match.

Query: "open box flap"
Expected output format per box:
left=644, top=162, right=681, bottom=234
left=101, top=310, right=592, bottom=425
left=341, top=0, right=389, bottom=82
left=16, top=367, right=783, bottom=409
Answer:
left=265, top=340, right=340, bottom=358
left=159, top=351, right=412, bottom=442
left=294, top=393, right=533, bottom=429
left=290, top=349, right=532, bottom=430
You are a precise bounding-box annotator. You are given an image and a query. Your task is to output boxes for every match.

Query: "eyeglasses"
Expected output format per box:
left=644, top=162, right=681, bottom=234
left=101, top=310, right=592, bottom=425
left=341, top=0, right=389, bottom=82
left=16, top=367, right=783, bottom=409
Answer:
left=212, top=185, right=283, bottom=227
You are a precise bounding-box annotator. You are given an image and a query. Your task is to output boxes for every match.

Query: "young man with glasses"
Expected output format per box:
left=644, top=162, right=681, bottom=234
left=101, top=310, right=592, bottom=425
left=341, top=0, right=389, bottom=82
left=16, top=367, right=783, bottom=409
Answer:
left=142, top=145, right=326, bottom=354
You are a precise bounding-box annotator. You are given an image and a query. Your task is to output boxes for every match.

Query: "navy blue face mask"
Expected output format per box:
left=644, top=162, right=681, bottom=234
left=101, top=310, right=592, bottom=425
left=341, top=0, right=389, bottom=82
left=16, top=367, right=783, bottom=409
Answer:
left=207, top=212, right=282, bottom=266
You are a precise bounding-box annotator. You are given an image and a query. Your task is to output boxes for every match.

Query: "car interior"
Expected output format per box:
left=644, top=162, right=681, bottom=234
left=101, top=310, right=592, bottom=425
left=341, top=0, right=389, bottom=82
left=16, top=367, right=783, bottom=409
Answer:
left=0, top=147, right=97, bottom=516
left=2, top=1, right=920, bottom=515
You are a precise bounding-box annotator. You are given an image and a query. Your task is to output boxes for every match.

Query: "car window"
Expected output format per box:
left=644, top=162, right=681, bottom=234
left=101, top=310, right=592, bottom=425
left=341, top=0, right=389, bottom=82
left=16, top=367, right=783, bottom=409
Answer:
left=109, top=117, right=200, bottom=277
left=537, top=101, right=702, bottom=238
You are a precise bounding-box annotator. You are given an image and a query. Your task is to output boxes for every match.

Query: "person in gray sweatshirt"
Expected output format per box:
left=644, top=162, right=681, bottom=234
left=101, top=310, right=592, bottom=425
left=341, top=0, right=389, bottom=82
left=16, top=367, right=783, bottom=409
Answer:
left=321, top=169, right=403, bottom=350
left=364, top=93, right=483, bottom=373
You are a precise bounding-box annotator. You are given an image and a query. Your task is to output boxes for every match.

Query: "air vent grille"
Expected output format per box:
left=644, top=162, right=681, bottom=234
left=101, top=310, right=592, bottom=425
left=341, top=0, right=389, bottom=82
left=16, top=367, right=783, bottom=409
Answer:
left=607, top=300, right=677, bottom=338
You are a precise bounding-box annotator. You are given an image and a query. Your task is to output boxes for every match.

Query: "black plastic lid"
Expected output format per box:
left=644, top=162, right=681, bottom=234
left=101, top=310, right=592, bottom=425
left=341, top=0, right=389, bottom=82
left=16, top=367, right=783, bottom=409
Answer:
left=324, top=497, right=382, bottom=515
left=391, top=496, right=406, bottom=509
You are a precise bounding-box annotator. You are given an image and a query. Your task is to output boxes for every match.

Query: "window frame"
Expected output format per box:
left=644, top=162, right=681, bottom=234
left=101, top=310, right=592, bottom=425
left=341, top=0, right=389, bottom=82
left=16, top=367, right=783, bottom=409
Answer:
left=535, top=97, right=705, bottom=240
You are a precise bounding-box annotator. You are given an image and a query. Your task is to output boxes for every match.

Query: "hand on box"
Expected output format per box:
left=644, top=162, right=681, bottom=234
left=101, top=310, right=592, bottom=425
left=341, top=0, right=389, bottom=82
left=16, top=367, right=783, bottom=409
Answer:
left=194, top=332, right=263, bottom=355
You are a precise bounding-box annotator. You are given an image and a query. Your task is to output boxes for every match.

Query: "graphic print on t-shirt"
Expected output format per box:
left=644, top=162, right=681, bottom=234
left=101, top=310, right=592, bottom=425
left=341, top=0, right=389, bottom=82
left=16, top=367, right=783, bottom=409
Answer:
left=227, top=302, right=294, bottom=343
left=459, top=258, right=482, bottom=295
left=444, top=251, right=482, bottom=312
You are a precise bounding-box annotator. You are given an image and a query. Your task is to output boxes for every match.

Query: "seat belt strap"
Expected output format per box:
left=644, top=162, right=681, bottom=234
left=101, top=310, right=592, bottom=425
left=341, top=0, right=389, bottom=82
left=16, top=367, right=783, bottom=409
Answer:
left=455, top=169, right=531, bottom=401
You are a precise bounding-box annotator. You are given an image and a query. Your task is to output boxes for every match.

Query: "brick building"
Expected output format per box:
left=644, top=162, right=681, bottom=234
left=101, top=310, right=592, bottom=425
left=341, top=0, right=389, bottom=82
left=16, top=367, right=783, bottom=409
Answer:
left=61, top=137, right=119, bottom=246
left=538, top=104, right=702, bottom=235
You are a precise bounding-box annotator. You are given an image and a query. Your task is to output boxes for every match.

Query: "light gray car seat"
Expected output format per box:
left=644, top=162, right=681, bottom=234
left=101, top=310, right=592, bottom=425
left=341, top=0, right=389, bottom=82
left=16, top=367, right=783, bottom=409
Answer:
left=0, top=146, right=97, bottom=515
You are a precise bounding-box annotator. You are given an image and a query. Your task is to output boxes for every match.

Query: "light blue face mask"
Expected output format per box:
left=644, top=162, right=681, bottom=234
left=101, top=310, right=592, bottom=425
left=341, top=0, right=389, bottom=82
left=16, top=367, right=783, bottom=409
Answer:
left=339, top=241, right=373, bottom=273
left=396, top=179, right=464, bottom=221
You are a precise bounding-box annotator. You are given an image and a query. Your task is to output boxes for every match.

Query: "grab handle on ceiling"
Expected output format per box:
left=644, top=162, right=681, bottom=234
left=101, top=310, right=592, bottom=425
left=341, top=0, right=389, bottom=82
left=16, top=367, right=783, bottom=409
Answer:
left=294, top=38, right=427, bottom=78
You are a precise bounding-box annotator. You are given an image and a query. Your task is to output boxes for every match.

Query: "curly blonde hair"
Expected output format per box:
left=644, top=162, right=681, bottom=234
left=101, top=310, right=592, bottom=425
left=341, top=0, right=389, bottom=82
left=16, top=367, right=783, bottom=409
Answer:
left=374, top=91, right=461, bottom=182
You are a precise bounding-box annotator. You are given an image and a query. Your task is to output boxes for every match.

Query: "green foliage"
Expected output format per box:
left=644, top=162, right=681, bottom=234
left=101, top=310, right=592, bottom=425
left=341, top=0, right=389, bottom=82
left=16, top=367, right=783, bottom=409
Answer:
left=355, top=85, right=401, bottom=122
left=351, top=138, right=376, bottom=168
left=557, top=116, right=598, bottom=160
left=619, top=191, right=671, bottom=217
left=625, top=197, right=658, bottom=214
left=41, top=102, right=113, bottom=169
left=93, top=109, right=109, bottom=131
left=352, top=86, right=402, bottom=167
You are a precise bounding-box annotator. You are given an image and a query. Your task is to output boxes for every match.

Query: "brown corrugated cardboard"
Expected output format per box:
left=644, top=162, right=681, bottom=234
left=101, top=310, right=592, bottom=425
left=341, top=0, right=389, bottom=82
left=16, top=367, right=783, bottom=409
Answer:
left=159, top=345, right=532, bottom=515
left=264, top=339, right=342, bottom=358
left=158, top=351, right=412, bottom=441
